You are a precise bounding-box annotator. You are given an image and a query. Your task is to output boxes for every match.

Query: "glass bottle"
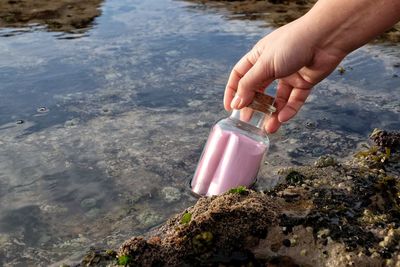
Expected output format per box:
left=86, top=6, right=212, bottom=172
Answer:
left=190, top=93, right=276, bottom=196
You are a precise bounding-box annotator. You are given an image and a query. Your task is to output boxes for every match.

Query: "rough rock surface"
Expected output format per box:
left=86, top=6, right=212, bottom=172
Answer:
left=77, top=129, right=400, bottom=267
left=0, top=0, right=102, bottom=33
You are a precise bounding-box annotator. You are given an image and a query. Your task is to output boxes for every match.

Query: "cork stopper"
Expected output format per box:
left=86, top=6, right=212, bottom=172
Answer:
left=248, top=92, right=276, bottom=114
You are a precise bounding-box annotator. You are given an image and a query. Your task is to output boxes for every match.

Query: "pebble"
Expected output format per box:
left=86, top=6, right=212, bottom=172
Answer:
left=16, top=120, right=24, bottom=124
left=37, top=106, right=49, bottom=113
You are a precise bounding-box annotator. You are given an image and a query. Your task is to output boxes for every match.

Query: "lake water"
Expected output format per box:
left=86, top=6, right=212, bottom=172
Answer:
left=0, top=0, right=399, bottom=265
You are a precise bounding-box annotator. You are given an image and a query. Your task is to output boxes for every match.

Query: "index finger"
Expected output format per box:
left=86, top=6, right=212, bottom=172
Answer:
left=223, top=51, right=256, bottom=111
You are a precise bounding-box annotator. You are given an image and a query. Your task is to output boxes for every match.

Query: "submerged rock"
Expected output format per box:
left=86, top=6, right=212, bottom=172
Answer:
left=137, top=210, right=163, bottom=229
left=161, top=186, right=182, bottom=203
left=78, top=129, right=400, bottom=266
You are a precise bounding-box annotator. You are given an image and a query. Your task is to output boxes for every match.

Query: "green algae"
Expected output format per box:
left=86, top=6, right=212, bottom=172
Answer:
left=117, top=255, right=131, bottom=266
left=228, top=186, right=247, bottom=195
left=180, top=212, right=192, bottom=225
left=105, top=249, right=117, bottom=257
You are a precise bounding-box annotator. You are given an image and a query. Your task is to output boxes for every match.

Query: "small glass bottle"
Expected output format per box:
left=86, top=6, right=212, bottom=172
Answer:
left=190, top=93, right=276, bottom=196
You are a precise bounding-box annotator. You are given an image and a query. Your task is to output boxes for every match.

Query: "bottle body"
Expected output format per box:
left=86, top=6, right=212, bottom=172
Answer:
left=191, top=109, right=270, bottom=196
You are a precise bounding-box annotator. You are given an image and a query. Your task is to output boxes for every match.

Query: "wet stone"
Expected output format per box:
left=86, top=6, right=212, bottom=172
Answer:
left=80, top=198, right=97, bottom=210
left=86, top=208, right=100, bottom=218
left=314, top=155, right=337, bottom=168
left=101, top=107, right=112, bottom=114
left=40, top=204, right=68, bottom=214
left=137, top=210, right=163, bottom=228
left=311, top=147, right=325, bottom=156
left=161, top=186, right=182, bottom=203
left=305, top=120, right=317, bottom=130
left=15, top=119, right=24, bottom=124
left=64, top=118, right=80, bottom=128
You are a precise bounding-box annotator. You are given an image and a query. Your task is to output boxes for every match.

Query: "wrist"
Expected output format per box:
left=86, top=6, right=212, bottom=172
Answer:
left=301, top=0, right=400, bottom=56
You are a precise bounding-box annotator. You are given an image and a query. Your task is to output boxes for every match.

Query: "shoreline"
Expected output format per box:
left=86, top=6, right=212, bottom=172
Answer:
left=73, top=129, right=400, bottom=266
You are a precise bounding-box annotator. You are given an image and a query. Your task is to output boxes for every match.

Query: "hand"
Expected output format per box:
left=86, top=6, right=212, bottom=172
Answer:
left=224, top=0, right=400, bottom=134
left=223, top=18, right=345, bottom=133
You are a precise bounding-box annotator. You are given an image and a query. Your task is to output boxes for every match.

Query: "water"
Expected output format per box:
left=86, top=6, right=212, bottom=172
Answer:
left=0, top=0, right=399, bottom=265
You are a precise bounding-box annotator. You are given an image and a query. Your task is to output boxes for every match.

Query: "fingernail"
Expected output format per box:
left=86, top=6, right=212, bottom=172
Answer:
left=230, top=95, right=242, bottom=109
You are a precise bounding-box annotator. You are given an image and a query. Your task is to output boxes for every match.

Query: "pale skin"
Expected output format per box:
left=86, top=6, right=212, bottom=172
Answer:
left=224, top=0, right=400, bottom=133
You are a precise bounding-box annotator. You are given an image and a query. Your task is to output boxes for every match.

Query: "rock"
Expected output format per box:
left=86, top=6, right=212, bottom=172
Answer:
left=370, top=128, right=400, bottom=151
left=0, top=0, right=103, bottom=33
left=78, top=130, right=400, bottom=266
left=80, top=248, right=117, bottom=267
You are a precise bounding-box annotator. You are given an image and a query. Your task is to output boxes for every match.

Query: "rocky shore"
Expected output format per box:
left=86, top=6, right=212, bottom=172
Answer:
left=184, top=0, right=400, bottom=43
left=0, top=0, right=102, bottom=33
left=71, top=129, right=400, bottom=267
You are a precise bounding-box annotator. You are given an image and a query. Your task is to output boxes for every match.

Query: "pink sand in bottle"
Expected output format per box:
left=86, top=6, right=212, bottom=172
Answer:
left=191, top=124, right=267, bottom=196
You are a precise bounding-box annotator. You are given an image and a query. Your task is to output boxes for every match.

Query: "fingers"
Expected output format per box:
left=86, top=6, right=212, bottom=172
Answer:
left=264, top=80, right=291, bottom=133
left=233, top=57, right=274, bottom=109
left=239, top=107, right=254, bottom=122
left=264, top=80, right=312, bottom=133
left=278, top=86, right=312, bottom=123
left=224, top=51, right=256, bottom=111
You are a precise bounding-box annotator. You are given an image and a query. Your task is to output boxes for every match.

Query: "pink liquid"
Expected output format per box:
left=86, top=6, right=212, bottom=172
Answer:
left=191, top=124, right=267, bottom=196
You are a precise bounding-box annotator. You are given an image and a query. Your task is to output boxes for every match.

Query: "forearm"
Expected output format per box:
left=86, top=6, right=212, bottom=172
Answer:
left=302, top=0, right=400, bottom=55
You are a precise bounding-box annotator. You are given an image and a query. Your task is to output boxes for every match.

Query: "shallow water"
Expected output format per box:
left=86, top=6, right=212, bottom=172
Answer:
left=0, top=0, right=399, bottom=266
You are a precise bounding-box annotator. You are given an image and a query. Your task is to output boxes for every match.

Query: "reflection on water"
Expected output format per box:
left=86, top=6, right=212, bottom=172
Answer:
left=0, top=0, right=399, bottom=266
left=0, top=0, right=102, bottom=37
left=184, top=0, right=315, bottom=27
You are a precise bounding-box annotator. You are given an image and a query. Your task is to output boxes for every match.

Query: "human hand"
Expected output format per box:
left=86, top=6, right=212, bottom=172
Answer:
left=223, top=18, right=345, bottom=133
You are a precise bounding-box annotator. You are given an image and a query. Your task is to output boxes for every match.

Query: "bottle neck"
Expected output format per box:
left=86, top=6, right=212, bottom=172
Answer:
left=230, top=108, right=269, bottom=130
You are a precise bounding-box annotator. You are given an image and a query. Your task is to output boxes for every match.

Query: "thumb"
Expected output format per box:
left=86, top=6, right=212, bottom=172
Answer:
left=231, top=56, right=274, bottom=109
